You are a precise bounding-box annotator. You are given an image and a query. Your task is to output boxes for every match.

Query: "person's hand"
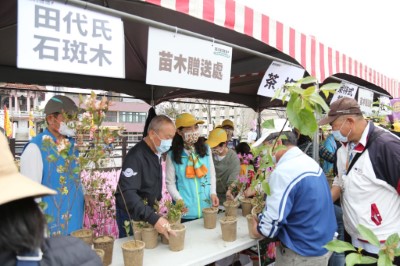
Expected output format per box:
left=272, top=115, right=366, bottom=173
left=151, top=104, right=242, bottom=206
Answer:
left=211, top=194, right=219, bottom=207
left=244, top=187, right=256, bottom=198
left=154, top=217, right=176, bottom=240
left=226, top=189, right=235, bottom=201
left=84, top=194, right=96, bottom=216
left=251, top=216, right=263, bottom=239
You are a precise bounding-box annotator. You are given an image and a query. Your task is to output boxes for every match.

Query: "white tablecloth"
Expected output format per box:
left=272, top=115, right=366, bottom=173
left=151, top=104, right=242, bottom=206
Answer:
left=111, top=210, right=259, bottom=266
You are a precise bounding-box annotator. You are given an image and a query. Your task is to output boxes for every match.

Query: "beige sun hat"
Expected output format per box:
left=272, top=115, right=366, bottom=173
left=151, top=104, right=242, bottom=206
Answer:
left=0, top=133, right=56, bottom=205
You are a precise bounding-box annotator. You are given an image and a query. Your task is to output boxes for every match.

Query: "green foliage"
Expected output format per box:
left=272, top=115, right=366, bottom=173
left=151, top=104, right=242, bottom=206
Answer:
left=325, top=224, right=400, bottom=266
left=164, top=199, right=188, bottom=223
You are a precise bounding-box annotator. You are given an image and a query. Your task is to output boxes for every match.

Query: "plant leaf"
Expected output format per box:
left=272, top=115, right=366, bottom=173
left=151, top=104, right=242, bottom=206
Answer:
left=385, top=233, right=400, bottom=248
left=394, top=248, right=400, bottom=256
left=303, top=86, right=315, bottom=97
left=299, top=76, right=317, bottom=84
left=345, top=252, right=362, bottom=266
left=287, top=107, right=317, bottom=137
left=357, top=224, right=380, bottom=247
left=320, top=83, right=341, bottom=92
left=262, top=180, right=271, bottom=196
left=262, top=119, right=275, bottom=129
left=377, top=251, right=393, bottom=266
left=324, top=240, right=356, bottom=253
left=309, top=93, right=330, bottom=112
left=360, top=256, right=378, bottom=265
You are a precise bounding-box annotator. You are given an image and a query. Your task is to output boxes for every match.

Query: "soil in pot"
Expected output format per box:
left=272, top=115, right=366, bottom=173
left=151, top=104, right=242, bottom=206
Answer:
left=141, top=225, right=158, bottom=249
left=93, top=235, right=114, bottom=266
left=121, top=240, right=145, bottom=266
left=202, top=207, right=218, bottom=229
left=71, top=228, right=93, bottom=246
left=219, top=216, right=237, bottom=242
left=168, top=224, right=186, bottom=252
left=240, top=198, right=252, bottom=217
left=223, top=200, right=240, bottom=217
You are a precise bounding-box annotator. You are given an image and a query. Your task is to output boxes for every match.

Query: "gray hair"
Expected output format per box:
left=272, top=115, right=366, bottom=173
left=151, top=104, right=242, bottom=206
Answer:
left=147, top=115, right=174, bottom=133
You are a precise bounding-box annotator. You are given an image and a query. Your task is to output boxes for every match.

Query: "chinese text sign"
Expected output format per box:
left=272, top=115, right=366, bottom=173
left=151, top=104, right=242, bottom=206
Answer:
left=357, top=88, right=374, bottom=115
left=18, top=0, right=125, bottom=78
left=146, top=27, right=232, bottom=93
left=330, top=82, right=358, bottom=104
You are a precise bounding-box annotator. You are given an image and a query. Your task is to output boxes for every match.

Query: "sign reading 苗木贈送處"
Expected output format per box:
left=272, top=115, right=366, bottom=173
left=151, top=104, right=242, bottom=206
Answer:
left=17, top=0, right=125, bottom=78
left=146, top=27, right=232, bottom=93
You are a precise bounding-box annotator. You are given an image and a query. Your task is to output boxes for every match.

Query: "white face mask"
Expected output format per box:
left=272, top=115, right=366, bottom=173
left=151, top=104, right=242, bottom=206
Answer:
left=59, top=122, right=76, bottom=137
left=332, top=119, right=351, bottom=143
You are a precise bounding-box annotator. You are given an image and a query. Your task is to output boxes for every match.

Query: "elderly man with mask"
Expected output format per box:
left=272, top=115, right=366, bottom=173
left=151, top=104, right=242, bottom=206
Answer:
left=116, top=115, right=176, bottom=239
left=319, top=97, right=400, bottom=265
left=20, top=95, right=85, bottom=235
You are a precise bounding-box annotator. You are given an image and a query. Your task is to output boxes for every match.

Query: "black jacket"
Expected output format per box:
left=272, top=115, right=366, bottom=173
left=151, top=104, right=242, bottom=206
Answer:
left=0, top=236, right=102, bottom=266
left=115, top=140, right=162, bottom=225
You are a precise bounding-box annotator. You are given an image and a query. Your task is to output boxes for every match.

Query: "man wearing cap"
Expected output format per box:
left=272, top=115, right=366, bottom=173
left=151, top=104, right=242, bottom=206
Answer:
left=115, top=115, right=176, bottom=239
left=221, top=119, right=239, bottom=149
left=0, top=133, right=102, bottom=265
left=20, top=95, right=85, bottom=235
left=251, top=131, right=337, bottom=265
left=206, top=128, right=240, bottom=202
left=319, top=97, right=400, bottom=264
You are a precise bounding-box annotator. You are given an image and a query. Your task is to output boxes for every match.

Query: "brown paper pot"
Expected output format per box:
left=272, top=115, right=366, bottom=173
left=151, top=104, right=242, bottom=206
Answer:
left=246, top=214, right=258, bottom=239
left=161, top=233, right=169, bottom=245
left=219, top=216, right=237, bottom=242
left=141, top=225, right=158, bottom=249
left=240, top=198, right=252, bottom=217
left=94, top=249, right=105, bottom=263
left=93, top=235, right=114, bottom=266
left=202, top=207, right=218, bottom=229
left=132, top=221, right=143, bottom=241
left=223, top=200, right=240, bottom=217
left=71, top=229, right=93, bottom=245
left=168, top=224, right=186, bottom=252
left=121, top=240, right=145, bottom=266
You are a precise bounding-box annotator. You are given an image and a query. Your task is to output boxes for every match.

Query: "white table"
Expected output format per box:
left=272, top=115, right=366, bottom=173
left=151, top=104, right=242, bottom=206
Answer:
left=111, top=210, right=259, bottom=266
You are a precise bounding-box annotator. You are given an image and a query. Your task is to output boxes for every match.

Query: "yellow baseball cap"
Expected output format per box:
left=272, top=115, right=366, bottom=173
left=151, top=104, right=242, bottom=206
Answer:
left=175, top=113, right=204, bottom=128
left=221, top=119, right=234, bottom=128
left=206, top=128, right=227, bottom=148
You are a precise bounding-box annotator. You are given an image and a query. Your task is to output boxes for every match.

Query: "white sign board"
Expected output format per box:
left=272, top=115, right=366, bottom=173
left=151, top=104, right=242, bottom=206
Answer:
left=257, top=61, right=305, bottom=99
left=330, top=82, right=358, bottom=104
left=146, top=27, right=232, bottom=93
left=379, top=96, right=392, bottom=115
left=17, top=0, right=125, bottom=78
left=357, top=88, right=374, bottom=115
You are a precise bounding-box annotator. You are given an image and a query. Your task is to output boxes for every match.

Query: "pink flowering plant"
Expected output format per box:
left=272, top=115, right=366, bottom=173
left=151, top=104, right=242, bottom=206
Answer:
left=41, top=91, right=122, bottom=236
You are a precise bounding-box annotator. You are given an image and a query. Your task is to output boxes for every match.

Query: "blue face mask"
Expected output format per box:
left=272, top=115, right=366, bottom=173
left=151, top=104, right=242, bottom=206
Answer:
left=153, top=132, right=172, bottom=154
left=332, top=119, right=351, bottom=143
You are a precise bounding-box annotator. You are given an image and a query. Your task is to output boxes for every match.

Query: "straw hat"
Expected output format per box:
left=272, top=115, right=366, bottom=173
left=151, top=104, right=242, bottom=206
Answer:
left=0, top=134, right=56, bottom=205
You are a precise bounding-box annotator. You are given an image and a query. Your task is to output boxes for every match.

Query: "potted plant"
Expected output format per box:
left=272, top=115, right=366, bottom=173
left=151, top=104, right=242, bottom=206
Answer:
left=121, top=220, right=145, bottom=266
left=159, top=199, right=187, bottom=244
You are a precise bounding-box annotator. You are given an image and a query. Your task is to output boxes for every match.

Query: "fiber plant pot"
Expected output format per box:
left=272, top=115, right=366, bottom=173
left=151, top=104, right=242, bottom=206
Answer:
left=251, top=204, right=264, bottom=217
left=94, top=249, right=105, bottom=263
left=223, top=200, right=240, bottom=217
left=219, top=216, right=237, bottom=242
left=132, top=221, right=143, bottom=241
left=121, top=240, right=145, bottom=266
left=141, top=224, right=158, bottom=249
left=202, top=207, right=218, bottom=229
left=240, top=198, right=252, bottom=217
left=168, top=224, right=186, bottom=252
left=71, top=229, right=93, bottom=246
left=246, top=214, right=258, bottom=239
left=93, top=235, right=114, bottom=266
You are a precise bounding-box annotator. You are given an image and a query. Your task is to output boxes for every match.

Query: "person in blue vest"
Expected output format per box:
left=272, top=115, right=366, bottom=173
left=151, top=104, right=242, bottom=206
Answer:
left=20, top=95, right=85, bottom=236
left=166, top=113, right=219, bottom=222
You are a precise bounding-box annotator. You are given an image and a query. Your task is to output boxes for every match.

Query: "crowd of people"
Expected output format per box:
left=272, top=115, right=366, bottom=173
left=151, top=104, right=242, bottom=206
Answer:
left=1, top=94, right=399, bottom=266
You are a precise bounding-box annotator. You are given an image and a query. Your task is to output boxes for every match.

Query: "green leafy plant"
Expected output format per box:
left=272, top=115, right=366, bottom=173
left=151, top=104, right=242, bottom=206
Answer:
left=324, top=224, right=400, bottom=266
left=164, top=199, right=188, bottom=224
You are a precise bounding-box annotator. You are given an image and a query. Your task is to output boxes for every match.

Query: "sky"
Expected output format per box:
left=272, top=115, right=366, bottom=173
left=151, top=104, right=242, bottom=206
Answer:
left=234, top=0, right=400, bottom=81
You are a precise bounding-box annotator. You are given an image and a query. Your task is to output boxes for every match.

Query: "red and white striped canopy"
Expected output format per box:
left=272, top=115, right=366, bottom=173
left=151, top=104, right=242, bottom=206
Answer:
left=145, top=0, right=399, bottom=98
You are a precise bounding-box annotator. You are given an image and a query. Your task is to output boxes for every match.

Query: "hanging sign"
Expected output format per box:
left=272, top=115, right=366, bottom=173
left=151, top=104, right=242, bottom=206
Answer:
left=357, top=88, right=374, bottom=115
left=390, top=98, right=400, bottom=122
left=146, top=27, right=232, bottom=93
left=379, top=96, right=392, bottom=116
left=17, top=0, right=125, bottom=78
left=257, top=61, right=305, bottom=99
left=330, top=82, right=358, bottom=104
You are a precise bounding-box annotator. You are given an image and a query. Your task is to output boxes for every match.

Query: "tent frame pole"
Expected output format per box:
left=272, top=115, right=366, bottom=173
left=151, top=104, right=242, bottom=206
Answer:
left=58, top=0, right=300, bottom=69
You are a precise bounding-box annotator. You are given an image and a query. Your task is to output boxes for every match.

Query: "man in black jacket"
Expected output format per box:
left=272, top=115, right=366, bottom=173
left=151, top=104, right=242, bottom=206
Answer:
left=115, top=115, right=176, bottom=239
